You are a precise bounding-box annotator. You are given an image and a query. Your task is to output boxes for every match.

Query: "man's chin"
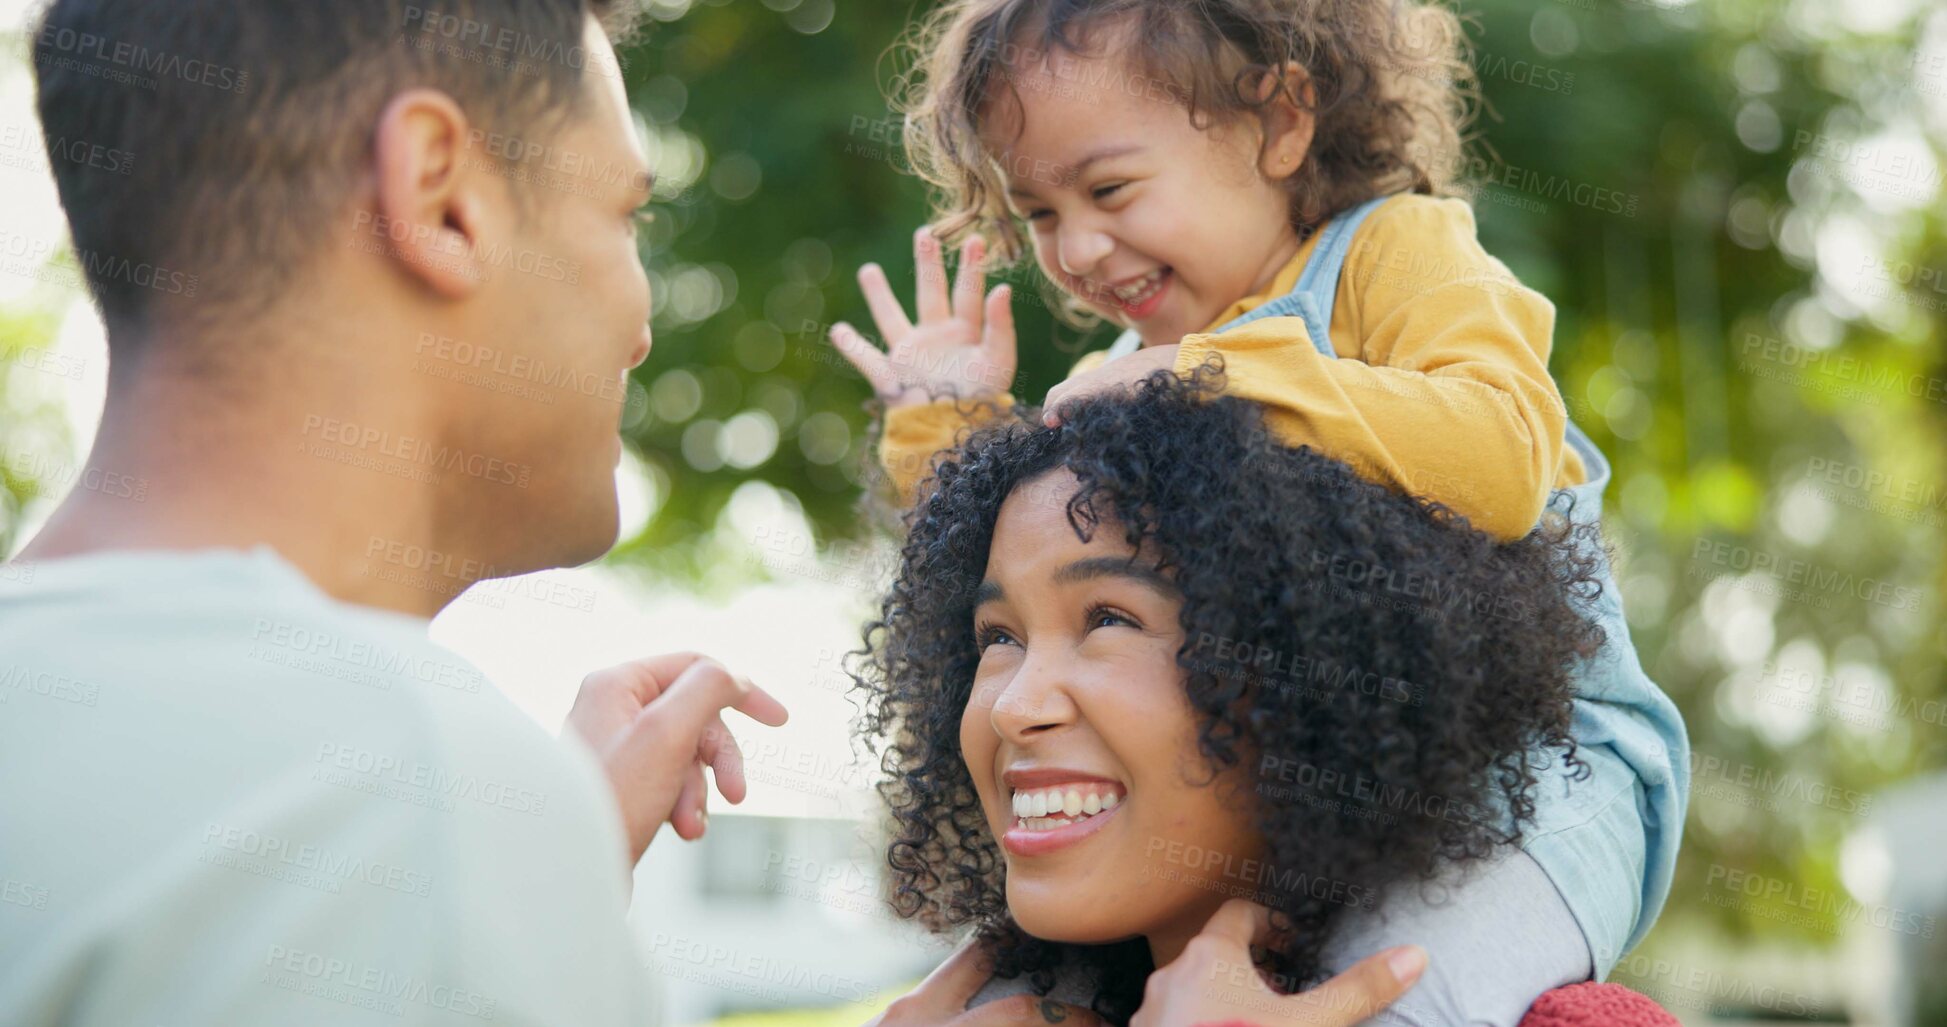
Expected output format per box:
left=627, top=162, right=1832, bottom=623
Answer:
left=529, top=471, right=623, bottom=570
left=564, top=494, right=622, bottom=567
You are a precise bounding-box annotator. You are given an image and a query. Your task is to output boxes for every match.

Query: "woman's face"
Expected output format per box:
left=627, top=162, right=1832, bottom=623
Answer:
left=960, top=469, right=1263, bottom=959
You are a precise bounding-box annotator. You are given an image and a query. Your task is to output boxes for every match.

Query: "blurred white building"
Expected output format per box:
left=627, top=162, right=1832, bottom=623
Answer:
left=431, top=562, right=946, bottom=1026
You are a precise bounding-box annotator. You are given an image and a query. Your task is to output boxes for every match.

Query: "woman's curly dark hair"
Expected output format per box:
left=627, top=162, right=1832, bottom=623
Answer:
left=850, top=369, right=1602, bottom=1021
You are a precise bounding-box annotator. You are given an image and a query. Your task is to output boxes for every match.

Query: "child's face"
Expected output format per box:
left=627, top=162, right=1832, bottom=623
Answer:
left=982, top=38, right=1305, bottom=347
left=960, top=468, right=1263, bottom=959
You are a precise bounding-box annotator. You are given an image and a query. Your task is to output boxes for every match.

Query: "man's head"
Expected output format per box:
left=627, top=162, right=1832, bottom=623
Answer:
left=33, top=1, right=657, bottom=572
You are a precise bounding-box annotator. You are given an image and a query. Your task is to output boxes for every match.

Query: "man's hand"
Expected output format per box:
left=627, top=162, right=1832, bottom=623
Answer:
left=1041, top=344, right=1181, bottom=426
left=868, top=938, right=1106, bottom=1027
left=565, top=652, right=789, bottom=863
left=1131, top=900, right=1425, bottom=1027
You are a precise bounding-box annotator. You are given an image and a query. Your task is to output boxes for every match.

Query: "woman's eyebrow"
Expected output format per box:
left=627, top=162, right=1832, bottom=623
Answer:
left=1052, top=556, right=1180, bottom=597
left=972, top=556, right=1176, bottom=607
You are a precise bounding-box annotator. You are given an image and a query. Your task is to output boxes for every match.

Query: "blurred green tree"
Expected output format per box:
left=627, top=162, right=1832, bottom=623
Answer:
left=615, top=0, right=1946, bottom=1000
left=0, top=0, right=1936, bottom=1010
left=1, top=306, right=75, bottom=559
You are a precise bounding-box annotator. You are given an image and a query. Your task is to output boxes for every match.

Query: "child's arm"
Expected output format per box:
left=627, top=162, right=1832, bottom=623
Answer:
left=877, top=349, right=1114, bottom=501
left=876, top=392, right=1016, bottom=499
left=1171, top=196, right=1570, bottom=540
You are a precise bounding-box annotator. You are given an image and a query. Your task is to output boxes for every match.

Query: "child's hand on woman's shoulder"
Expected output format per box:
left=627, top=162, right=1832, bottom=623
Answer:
left=1132, top=901, right=1426, bottom=1027
left=1040, top=344, right=1181, bottom=427
left=831, top=227, right=1018, bottom=408
left=869, top=938, right=1106, bottom=1027
left=868, top=903, right=1425, bottom=1027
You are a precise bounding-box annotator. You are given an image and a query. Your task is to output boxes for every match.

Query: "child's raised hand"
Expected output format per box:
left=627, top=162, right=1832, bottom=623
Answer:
left=830, top=227, right=1017, bottom=409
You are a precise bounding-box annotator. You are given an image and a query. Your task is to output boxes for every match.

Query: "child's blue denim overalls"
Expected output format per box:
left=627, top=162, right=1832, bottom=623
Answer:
left=1105, top=195, right=1690, bottom=977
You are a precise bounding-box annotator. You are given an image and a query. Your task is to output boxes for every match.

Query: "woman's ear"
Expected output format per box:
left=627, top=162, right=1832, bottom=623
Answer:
left=1253, top=61, right=1317, bottom=181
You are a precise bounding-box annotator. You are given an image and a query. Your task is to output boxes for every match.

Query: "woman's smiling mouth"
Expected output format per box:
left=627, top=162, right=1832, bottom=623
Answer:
left=1002, top=775, right=1129, bottom=856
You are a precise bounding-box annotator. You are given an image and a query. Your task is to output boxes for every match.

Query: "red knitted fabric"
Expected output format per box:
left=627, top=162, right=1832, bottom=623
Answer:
left=1519, top=982, right=1680, bottom=1027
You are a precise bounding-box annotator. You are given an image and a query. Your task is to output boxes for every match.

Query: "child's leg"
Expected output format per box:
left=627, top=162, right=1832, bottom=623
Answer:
left=1318, top=847, right=1591, bottom=1027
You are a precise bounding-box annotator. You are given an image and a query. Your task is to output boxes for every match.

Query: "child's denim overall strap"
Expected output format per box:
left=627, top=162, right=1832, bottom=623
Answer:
left=1208, top=195, right=1390, bottom=350
left=1106, top=196, right=1689, bottom=978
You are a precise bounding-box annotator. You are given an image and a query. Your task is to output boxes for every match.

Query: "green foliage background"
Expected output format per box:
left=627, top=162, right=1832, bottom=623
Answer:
left=605, top=0, right=1947, bottom=994
left=3, top=0, right=1942, bottom=1012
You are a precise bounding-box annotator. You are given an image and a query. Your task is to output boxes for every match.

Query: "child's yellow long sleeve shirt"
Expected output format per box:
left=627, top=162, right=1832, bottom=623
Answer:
left=876, top=193, right=1587, bottom=540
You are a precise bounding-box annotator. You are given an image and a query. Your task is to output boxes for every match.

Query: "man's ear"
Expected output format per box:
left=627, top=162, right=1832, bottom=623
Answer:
left=364, top=88, right=489, bottom=299
left=1253, top=61, right=1317, bottom=182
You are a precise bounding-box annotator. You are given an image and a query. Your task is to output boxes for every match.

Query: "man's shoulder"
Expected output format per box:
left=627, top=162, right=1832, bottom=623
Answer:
left=0, top=546, right=622, bottom=889
left=2, top=547, right=493, bottom=749
left=0, top=550, right=639, bottom=1024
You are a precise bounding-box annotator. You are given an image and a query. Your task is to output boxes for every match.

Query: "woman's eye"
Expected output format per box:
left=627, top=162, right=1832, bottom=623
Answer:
left=1025, top=209, right=1054, bottom=223
left=976, top=624, right=1019, bottom=649
left=1087, top=606, right=1136, bottom=631
left=1092, top=183, right=1126, bottom=201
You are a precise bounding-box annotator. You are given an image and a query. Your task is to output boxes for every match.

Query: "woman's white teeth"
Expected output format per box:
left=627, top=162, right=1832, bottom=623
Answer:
left=1011, top=785, right=1123, bottom=828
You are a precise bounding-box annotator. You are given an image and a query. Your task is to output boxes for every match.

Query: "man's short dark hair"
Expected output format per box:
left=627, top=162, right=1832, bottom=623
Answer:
left=31, top=0, right=635, bottom=340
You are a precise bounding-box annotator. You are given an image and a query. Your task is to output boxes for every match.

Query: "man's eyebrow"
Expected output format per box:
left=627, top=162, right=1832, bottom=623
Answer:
left=1051, top=556, right=1180, bottom=597
left=1004, top=143, right=1144, bottom=198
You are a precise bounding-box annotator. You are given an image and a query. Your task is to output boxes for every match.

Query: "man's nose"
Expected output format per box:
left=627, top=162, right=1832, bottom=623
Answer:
left=627, top=323, right=652, bottom=370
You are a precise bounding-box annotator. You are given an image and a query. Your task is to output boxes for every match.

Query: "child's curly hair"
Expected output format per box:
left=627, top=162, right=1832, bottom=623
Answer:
left=850, top=368, right=1599, bottom=1022
left=891, top=0, right=1476, bottom=263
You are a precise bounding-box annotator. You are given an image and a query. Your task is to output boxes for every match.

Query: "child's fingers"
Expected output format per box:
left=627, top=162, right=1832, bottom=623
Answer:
left=828, top=322, right=899, bottom=395
left=981, top=284, right=1015, bottom=372
left=1042, top=375, right=1110, bottom=426
left=914, top=226, right=950, bottom=323
left=951, top=236, right=986, bottom=326
left=1193, top=897, right=1276, bottom=951
left=857, top=263, right=913, bottom=340
left=1284, top=945, right=1426, bottom=1026
left=1041, top=378, right=1080, bottom=426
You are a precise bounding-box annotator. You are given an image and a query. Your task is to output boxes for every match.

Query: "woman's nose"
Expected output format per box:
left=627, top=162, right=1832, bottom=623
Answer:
left=986, top=653, right=1080, bottom=741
